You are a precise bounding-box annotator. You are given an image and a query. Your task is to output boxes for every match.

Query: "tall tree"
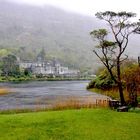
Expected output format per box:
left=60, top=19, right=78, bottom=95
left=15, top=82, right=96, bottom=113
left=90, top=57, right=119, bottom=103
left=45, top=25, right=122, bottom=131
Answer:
left=90, top=11, right=140, bottom=105
left=1, top=54, right=20, bottom=76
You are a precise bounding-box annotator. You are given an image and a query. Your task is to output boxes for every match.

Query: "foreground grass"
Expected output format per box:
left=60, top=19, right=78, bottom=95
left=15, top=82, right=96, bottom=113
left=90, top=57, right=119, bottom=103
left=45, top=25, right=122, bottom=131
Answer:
left=0, top=109, right=140, bottom=140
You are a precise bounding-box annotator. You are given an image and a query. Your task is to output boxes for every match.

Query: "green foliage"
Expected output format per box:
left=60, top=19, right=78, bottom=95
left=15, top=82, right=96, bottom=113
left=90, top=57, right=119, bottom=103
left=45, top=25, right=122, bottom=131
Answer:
left=95, top=11, right=136, bottom=19
left=101, top=40, right=116, bottom=48
left=87, top=69, right=116, bottom=89
left=122, top=64, right=140, bottom=106
left=24, top=68, right=32, bottom=76
left=88, top=61, right=140, bottom=106
left=90, top=29, right=108, bottom=40
left=88, top=61, right=139, bottom=90
left=0, top=49, right=10, bottom=57
left=1, top=54, right=20, bottom=77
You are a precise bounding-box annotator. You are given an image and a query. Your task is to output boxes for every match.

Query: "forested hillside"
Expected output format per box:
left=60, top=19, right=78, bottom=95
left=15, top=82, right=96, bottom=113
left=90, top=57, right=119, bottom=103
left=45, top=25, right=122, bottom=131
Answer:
left=0, top=0, right=139, bottom=72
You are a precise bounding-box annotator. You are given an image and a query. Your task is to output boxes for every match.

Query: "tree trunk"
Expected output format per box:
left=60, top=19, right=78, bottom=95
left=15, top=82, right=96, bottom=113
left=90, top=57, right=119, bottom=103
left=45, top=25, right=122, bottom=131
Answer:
left=117, top=59, right=126, bottom=105
left=118, top=81, right=126, bottom=105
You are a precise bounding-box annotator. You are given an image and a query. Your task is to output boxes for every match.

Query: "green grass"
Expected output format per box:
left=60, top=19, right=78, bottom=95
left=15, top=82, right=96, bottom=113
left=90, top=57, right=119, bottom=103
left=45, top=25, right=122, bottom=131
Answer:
left=0, top=109, right=140, bottom=140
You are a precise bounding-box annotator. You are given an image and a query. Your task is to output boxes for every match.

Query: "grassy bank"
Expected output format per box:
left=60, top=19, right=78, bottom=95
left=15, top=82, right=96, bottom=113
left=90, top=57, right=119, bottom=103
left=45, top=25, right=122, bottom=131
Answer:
left=0, top=109, right=140, bottom=140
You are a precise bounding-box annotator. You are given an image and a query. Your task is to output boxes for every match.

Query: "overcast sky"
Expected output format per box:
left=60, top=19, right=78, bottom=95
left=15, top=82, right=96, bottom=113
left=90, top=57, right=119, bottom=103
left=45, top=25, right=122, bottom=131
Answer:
left=7, top=0, right=140, bottom=16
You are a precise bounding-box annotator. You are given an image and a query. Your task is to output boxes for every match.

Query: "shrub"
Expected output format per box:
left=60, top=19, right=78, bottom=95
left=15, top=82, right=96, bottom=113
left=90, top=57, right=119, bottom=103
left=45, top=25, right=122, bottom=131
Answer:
left=87, top=70, right=116, bottom=89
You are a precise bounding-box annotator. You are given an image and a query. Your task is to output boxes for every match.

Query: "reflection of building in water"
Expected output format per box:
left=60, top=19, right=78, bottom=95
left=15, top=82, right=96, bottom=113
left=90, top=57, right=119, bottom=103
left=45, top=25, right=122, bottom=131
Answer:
left=19, top=57, right=80, bottom=77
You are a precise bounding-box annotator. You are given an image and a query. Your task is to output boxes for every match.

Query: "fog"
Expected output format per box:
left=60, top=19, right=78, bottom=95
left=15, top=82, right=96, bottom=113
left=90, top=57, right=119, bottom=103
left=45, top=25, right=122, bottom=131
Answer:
left=6, top=0, right=140, bottom=16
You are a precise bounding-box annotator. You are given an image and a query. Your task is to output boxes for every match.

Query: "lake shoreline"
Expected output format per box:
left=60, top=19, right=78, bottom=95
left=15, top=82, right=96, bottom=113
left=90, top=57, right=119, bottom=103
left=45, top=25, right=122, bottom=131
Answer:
left=0, top=76, right=92, bottom=83
left=0, top=81, right=109, bottom=111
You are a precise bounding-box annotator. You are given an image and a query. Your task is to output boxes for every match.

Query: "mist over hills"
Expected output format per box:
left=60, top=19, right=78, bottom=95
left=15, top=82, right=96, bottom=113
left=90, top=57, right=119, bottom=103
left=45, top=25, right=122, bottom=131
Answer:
left=0, top=1, right=139, bottom=72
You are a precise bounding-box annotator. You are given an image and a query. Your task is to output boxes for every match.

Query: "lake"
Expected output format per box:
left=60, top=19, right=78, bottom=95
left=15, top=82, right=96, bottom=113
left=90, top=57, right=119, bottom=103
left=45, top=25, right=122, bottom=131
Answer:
left=0, top=81, right=109, bottom=110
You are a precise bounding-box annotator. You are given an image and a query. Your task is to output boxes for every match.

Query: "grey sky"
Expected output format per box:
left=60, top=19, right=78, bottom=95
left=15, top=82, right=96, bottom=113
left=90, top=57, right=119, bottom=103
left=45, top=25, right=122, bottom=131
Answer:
left=7, top=0, right=140, bottom=16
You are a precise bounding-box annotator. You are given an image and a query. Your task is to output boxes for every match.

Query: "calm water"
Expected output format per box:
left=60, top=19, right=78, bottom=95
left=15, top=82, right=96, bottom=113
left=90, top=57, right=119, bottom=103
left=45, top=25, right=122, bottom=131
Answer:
left=0, top=81, right=108, bottom=110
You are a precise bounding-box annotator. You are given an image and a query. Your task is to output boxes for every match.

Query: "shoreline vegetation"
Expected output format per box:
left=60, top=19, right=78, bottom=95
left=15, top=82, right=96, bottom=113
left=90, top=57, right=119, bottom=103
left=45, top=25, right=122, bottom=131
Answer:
left=0, top=76, right=92, bottom=82
left=0, top=97, right=109, bottom=114
left=0, top=88, right=11, bottom=96
left=87, top=64, right=140, bottom=106
left=87, top=88, right=140, bottom=108
left=88, top=87, right=140, bottom=104
left=88, top=88, right=127, bottom=100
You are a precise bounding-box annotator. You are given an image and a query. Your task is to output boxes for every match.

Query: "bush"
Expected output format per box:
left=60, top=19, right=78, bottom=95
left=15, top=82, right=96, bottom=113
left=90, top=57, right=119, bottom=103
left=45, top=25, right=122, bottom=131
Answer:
left=87, top=70, right=116, bottom=89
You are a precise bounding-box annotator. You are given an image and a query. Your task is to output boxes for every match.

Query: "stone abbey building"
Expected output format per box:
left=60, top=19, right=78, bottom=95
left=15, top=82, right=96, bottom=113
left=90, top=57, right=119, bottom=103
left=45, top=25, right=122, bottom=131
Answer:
left=19, top=57, right=80, bottom=77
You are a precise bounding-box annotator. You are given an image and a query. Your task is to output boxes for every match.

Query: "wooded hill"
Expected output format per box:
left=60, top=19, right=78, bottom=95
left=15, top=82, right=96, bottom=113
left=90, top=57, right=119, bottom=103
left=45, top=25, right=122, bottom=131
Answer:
left=0, top=1, right=139, bottom=72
